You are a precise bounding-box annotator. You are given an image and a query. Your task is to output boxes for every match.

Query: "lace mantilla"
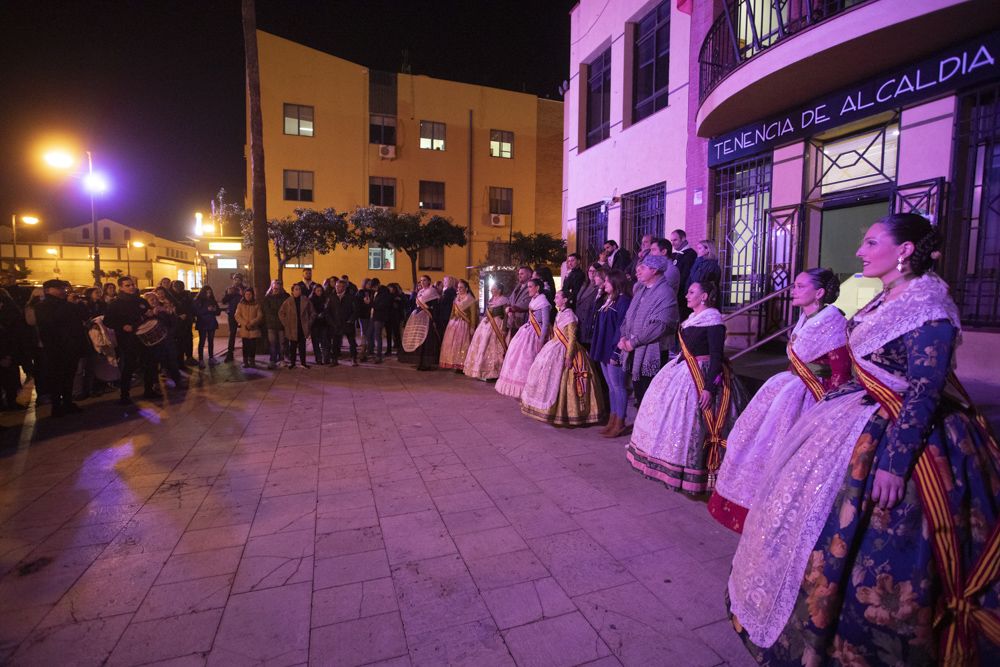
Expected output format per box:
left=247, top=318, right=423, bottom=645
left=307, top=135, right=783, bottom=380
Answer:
left=789, top=305, right=848, bottom=363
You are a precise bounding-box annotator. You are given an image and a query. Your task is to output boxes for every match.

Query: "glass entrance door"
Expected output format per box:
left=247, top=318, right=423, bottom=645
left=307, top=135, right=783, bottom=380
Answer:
left=820, top=201, right=887, bottom=317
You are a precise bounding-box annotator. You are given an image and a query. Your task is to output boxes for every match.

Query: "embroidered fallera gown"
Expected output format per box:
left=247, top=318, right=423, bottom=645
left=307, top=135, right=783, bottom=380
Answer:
left=727, top=273, right=1000, bottom=666
left=708, top=305, right=850, bottom=532
left=520, top=308, right=605, bottom=426
left=439, top=294, right=478, bottom=370
left=626, top=307, right=748, bottom=495
left=463, top=296, right=509, bottom=381
left=495, top=293, right=551, bottom=398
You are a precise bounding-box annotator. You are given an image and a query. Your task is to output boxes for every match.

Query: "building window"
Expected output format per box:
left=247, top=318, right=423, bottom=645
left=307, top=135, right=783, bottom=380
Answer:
left=82, top=227, right=90, bottom=240
left=811, top=122, right=899, bottom=197
left=715, top=155, right=773, bottom=309
left=419, top=181, right=445, bottom=210
left=284, top=104, right=314, bottom=136
left=368, top=246, right=395, bottom=271
left=284, top=170, right=314, bottom=201
left=369, top=177, right=396, bottom=207
left=419, top=121, right=446, bottom=150
left=576, top=202, right=608, bottom=269
left=585, top=47, right=612, bottom=148
left=370, top=114, right=397, bottom=145
left=633, top=0, right=671, bottom=123
left=489, top=187, right=513, bottom=215
left=489, top=130, right=514, bottom=158
left=949, top=83, right=1000, bottom=326
left=419, top=246, right=444, bottom=271
left=621, top=183, right=665, bottom=259
left=102, top=227, right=111, bottom=241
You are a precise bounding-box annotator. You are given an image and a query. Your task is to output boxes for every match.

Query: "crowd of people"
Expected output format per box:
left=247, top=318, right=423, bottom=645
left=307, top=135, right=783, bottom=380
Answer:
left=2, top=212, right=998, bottom=664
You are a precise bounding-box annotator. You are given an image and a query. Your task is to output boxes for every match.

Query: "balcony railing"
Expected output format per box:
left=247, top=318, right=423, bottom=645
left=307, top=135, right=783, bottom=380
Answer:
left=698, top=0, right=873, bottom=102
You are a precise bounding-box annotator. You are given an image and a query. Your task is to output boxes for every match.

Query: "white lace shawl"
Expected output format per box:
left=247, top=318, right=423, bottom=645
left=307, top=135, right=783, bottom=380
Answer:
left=788, top=305, right=848, bottom=364
left=680, top=307, right=723, bottom=329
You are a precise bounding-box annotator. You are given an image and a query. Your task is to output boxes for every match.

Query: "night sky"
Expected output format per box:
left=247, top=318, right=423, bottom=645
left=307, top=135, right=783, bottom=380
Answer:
left=0, top=1, right=573, bottom=241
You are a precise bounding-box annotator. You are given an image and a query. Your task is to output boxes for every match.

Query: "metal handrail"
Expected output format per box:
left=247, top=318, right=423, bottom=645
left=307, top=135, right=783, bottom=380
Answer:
left=723, top=285, right=792, bottom=321
left=698, top=0, right=874, bottom=102
left=729, top=322, right=795, bottom=361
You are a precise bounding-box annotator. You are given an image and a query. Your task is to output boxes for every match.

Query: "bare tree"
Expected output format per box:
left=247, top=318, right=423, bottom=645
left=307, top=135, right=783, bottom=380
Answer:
left=242, top=0, right=270, bottom=297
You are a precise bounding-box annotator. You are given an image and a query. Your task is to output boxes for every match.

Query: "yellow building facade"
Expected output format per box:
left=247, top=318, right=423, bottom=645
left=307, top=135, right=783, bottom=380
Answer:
left=250, top=30, right=562, bottom=286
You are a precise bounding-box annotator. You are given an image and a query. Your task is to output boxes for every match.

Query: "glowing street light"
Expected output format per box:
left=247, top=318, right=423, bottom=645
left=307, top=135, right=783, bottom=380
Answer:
left=9, top=214, right=40, bottom=273
left=44, top=147, right=106, bottom=285
left=43, top=150, right=75, bottom=169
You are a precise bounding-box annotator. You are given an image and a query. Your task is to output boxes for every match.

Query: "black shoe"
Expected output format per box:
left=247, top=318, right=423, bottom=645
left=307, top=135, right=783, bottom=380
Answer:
left=51, top=405, right=65, bottom=418
left=64, top=403, right=82, bottom=414
left=224, top=355, right=234, bottom=363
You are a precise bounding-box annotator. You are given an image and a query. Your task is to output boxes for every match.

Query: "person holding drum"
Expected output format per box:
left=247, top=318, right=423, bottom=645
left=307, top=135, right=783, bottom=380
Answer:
left=104, top=276, right=159, bottom=403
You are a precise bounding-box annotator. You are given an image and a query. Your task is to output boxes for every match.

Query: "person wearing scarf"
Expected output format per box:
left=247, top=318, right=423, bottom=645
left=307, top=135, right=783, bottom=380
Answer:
left=617, top=253, right=679, bottom=405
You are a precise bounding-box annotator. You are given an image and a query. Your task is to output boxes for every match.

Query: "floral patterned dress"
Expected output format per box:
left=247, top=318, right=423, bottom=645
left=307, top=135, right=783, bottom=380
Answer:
left=727, top=274, right=1000, bottom=666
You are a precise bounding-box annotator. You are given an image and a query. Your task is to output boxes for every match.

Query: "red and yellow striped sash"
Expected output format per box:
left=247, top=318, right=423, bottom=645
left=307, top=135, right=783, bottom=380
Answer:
left=850, top=348, right=1000, bottom=665
left=787, top=344, right=827, bottom=401
left=678, top=331, right=732, bottom=476
left=451, top=302, right=472, bottom=325
left=529, top=310, right=542, bottom=338
left=487, top=312, right=508, bottom=352
left=554, top=325, right=588, bottom=397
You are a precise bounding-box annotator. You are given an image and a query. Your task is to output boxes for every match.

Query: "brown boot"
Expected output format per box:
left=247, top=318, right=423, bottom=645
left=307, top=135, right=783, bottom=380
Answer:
left=601, top=415, right=622, bottom=438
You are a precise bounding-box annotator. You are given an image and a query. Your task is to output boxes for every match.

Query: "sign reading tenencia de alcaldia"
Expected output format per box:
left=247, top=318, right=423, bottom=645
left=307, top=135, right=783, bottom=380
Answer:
left=708, top=31, right=1000, bottom=167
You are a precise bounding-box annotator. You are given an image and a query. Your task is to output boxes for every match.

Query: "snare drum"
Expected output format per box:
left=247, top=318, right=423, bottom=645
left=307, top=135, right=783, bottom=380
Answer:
left=136, top=319, right=168, bottom=347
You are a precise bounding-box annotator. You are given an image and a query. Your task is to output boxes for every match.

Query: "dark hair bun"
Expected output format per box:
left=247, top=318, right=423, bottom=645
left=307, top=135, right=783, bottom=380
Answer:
left=804, top=267, right=840, bottom=304
left=877, top=213, right=940, bottom=276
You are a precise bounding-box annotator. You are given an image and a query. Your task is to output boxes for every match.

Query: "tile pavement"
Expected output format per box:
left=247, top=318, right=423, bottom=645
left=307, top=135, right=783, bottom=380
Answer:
left=0, top=357, right=757, bottom=666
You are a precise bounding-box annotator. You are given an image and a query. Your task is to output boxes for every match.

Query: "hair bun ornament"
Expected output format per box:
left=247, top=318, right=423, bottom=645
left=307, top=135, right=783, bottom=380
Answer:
left=930, top=250, right=942, bottom=260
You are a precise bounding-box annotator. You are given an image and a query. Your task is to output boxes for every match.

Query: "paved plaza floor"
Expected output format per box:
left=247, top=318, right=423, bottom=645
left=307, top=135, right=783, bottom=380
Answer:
left=0, top=358, right=756, bottom=667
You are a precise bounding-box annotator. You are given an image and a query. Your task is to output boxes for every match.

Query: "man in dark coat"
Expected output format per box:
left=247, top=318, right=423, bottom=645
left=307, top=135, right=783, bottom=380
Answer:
left=34, top=280, right=88, bottom=416
left=670, top=229, right=698, bottom=321
left=370, top=278, right=393, bottom=363
left=105, top=276, right=159, bottom=403
left=603, top=240, right=631, bottom=272
left=434, top=275, right=457, bottom=340
left=326, top=279, right=358, bottom=366
left=171, top=280, right=196, bottom=367
left=561, top=253, right=586, bottom=308
left=573, top=263, right=604, bottom=351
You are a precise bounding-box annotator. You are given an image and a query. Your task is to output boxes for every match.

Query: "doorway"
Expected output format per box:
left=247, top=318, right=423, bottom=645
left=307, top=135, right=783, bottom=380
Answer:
left=818, top=201, right=887, bottom=316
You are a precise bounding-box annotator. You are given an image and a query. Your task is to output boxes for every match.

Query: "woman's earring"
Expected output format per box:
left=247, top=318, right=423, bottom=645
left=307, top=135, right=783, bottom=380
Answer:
left=897, top=256, right=905, bottom=273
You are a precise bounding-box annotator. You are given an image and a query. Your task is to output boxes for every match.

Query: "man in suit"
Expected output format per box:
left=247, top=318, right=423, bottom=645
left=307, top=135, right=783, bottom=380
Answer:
left=561, top=253, right=586, bottom=308
left=670, top=229, right=698, bottom=320
left=603, top=240, right=631, bottom=273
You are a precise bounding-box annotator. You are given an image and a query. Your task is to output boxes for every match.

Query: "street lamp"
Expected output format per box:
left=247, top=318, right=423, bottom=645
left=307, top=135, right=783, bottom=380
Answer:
left=44, top=148, right=108, bottom=286
left=9, top=214, right=39, bottom=273
left=126, top=240, right=144, bottom=279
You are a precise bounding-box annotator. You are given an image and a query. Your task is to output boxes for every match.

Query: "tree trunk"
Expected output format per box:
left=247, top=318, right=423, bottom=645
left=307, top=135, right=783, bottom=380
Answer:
left=407, top=250, right=419, bottom=291
left=242, top=0, right=270, bottom=298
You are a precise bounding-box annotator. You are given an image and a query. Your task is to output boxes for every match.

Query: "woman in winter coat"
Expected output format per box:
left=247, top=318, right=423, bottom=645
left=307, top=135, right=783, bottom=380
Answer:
left=192, top=285, right=221, bottom=368
left=234, top=287, right=264, bottom=368
left=278, top=283, right=315, bottom=369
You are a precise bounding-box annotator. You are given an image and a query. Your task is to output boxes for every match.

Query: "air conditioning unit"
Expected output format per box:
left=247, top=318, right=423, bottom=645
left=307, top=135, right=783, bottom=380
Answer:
left=488, top=214, right=509, bottom=227
left=378, top=144, right=396, bottom=160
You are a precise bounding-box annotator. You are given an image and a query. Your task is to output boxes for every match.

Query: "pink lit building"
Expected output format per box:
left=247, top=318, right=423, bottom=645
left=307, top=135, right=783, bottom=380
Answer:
left=563, top=0, right=1000, bottom=377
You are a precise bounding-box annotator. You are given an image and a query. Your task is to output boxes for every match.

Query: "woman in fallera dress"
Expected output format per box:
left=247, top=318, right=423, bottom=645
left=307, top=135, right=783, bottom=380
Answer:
left=463, top=283, right=509, bottom=381
left=727, top=213, right=1000, bottom=667
left=626, top=281, right=748, bottom=495
left=520, top=290, right=605, bottom=427
left=439, top=280, right=478, bottom=371
left=708, top=268, right=850, bottom=533
left=495, top=278, right=551, bottom=398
